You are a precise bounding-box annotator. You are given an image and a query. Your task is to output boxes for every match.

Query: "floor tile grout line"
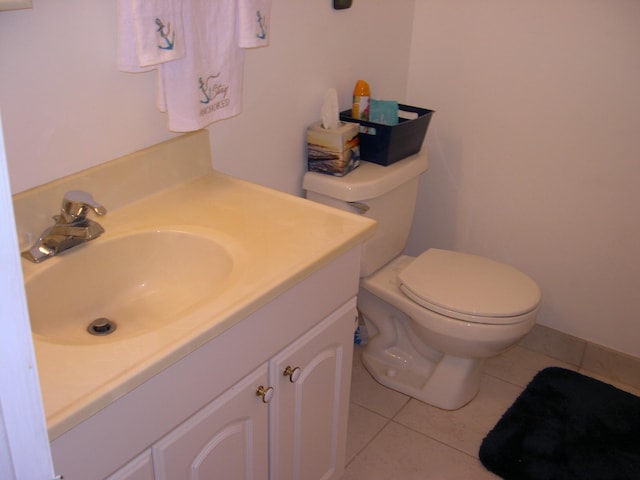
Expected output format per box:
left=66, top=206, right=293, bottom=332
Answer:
left=345, top=394, right=412, bottom=469
left=350, top=396, right=412, bottom=421
left=344, top=413, right=396, bottom=469
left=482, top=370, right=533, bottom=390
left=347, top=406, right=490, bottom=469
left=389, top=417, right=486, bottom=461
left=483, top=362, right=639, bottom=395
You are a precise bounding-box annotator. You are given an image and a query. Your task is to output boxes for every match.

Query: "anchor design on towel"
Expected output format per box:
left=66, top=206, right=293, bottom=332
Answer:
left=199, top=73, right=224, bottom=105
left=256, top=10, right=267, bottom=40
left=155, top=18, right=175, bottom=50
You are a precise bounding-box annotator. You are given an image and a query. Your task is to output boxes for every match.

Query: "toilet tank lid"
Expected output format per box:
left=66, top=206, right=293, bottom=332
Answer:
left=398, top=249, right=541, bottom=319
left=302, top=151, right=428, bottom=202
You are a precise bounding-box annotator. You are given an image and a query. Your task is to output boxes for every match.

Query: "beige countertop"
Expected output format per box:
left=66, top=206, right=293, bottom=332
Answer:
left=17, top=134, right=375, bottom=440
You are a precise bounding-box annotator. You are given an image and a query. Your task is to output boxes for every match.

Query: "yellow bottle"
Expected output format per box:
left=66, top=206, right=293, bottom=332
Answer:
left=352, top=80, right=370, bottom=120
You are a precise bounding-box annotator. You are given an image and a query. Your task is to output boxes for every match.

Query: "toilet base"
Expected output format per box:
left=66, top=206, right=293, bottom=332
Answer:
left=360, top=345, right=484, bottom=410
left=357, top=283, right=486, bottom=410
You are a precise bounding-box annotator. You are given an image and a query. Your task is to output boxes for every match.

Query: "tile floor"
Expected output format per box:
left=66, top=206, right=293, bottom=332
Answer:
left=342, top=344, right=640, bottom=479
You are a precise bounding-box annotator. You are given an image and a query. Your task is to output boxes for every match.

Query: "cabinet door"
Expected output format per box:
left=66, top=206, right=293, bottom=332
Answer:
left=106, top=450, right=154, bottom=480
left=152, top=365, right=270, bottom=480
left=269, top=299, right=356, bottom=480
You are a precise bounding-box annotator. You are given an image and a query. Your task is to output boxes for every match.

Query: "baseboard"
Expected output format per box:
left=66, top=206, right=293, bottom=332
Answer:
left=519, top=324, right=640, bottom=390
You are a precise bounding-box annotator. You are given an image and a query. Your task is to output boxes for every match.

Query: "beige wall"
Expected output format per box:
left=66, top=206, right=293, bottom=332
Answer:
left=0, top=0, right=415, bottom=194
left=406, top=0, right=640, bottom=357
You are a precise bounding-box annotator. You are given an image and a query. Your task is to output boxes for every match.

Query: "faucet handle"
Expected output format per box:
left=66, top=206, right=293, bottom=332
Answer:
left=61, top=190, right=107, bottom=223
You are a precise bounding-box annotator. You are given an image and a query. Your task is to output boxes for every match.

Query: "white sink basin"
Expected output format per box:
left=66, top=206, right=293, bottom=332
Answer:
left=25, top=228, right=239, bottom=345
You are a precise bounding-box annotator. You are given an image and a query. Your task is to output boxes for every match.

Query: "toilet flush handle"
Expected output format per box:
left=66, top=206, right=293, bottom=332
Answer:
left=347, top=201, right=370, bottom=215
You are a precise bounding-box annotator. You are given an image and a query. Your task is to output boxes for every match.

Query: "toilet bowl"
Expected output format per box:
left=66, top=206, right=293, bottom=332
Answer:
left=359, top=252, right=540, bottom=409
left=302, top=151, right=541, bottom=410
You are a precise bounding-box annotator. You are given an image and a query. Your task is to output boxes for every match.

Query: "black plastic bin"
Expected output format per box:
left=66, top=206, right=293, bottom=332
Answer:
left=340, top=105, right=434, bottom=166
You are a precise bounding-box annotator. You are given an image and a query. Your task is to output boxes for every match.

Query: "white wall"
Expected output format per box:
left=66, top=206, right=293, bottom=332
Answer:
left=2, top=0, right=638, bottom=359
left=0, top=0, right=415, bottom=194
left=406, top=0, right=640, bottom=357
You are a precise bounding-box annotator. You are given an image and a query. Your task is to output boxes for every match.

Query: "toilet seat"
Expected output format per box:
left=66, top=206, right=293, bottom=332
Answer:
left=398, top=249, right=541, bottom=324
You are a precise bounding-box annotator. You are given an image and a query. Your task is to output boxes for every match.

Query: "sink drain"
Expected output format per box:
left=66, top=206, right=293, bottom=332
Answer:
left=87, top=318, right=117, bottom=336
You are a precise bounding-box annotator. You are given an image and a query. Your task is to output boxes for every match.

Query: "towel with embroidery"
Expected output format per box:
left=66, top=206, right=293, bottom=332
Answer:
left=130, top=0, right=186, bottom=66
left=118, top=0, right=185, bottom=69
left=238, top=0, right=272, bottom=48
left=117, top=0, right=168, bottom=112
left=160, top=0, right=245, bottom=131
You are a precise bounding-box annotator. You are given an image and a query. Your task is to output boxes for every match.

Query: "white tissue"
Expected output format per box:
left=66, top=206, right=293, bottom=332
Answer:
left=321, top=88, right=340, bottom=130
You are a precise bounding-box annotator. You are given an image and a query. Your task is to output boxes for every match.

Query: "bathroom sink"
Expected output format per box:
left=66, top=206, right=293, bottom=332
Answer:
left=25, top=228, right=239, bottom=345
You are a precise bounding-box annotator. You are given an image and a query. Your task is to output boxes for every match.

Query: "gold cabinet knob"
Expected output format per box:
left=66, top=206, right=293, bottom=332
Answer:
left=256, top=385, right=274, bottom=403
left=283, top=366, right=301, bottom=383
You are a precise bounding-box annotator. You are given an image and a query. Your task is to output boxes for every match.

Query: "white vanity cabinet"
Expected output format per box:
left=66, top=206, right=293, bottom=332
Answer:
left=106, top=451, right=155, bottom=480
left=152, top=365, right=270, bottom=480
left=269, top=301, right=354, bottom=480
left=152, top=301, right=354, bottom=480
left=50, top=247, right=361, bottom=480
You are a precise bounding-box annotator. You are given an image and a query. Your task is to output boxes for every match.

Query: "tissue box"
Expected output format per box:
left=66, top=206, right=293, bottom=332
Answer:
left=340, top=104, right=434, bottom=166
left=307, top=121, right=360, bottom=176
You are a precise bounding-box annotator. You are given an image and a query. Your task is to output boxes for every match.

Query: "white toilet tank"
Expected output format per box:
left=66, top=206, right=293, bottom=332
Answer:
left=303, top=151, right=428, bottom=277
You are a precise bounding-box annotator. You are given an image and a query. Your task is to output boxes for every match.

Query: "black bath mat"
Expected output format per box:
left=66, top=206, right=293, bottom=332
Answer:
left=479, top=367, right=640, bottom=480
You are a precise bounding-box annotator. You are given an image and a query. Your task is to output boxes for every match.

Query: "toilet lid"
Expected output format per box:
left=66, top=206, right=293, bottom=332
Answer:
left=398, top=249, right=541, bottom=323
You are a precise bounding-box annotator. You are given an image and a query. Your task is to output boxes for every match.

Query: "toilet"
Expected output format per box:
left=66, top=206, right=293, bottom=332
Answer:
left=303, top=151, right=541, bottom=410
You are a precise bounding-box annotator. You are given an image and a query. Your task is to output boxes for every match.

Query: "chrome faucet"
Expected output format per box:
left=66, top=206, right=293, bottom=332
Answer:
left=21, top=190, right=107, bottom=263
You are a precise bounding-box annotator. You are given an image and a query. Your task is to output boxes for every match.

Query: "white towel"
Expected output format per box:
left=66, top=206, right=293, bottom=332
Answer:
left=156, top=69, right=167, bottom=113
left=238, top=0, right=272, bottom=48
left=130, top=0, right=186, bottom=67
left=117, top=0, right=166, bottom=112
left=117, top=0, right=153, bottom=72
left=161, top=0, right=245, bottom=131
